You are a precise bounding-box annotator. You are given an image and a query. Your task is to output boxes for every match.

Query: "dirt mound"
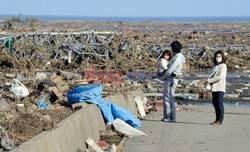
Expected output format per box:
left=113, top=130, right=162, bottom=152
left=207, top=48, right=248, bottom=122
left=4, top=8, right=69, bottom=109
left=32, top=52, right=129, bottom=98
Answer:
left=0, top=103, right=72, bottom=145
left=10, top=113, right=53, bottom=144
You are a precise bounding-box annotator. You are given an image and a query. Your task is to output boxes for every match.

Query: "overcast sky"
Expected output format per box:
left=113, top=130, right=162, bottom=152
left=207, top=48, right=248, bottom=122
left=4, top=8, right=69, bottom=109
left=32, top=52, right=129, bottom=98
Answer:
left=1, top=0, right=249, bottom=17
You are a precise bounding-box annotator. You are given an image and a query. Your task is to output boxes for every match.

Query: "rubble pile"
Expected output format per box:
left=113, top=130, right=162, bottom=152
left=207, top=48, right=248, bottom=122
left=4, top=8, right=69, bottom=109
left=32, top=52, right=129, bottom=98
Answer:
left=0, top=21, right=250, bottom=149
left=1, top=22, right=250, bottom=71
left=0, top=70, right=75, bottom=145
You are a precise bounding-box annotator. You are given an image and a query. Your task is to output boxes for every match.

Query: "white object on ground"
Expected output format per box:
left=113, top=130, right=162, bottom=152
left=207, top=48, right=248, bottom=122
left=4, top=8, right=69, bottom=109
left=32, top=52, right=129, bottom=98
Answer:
left=35, top=73, right=48, bottom=81
left=110, top=143, right=117, bottom=152
left=134, top=96, right=146, bottom=117
left=225, top=94, right=239, bottom=98
left=234, top=89, right=243, bottom=93
left=68, top=50, right=72, bottom=63
left=175, top=93, right=199, bottom=100
left=244, top=83, right=250, bottom=87
left=143, top=97, right=148, bottom=103
left=16, top=104, right=24, bottom=107
left=145, top=93, right=199, bottom=100
left=10, top=79, right=29, bottom=98
left=113, top=118, right=147, bottom=137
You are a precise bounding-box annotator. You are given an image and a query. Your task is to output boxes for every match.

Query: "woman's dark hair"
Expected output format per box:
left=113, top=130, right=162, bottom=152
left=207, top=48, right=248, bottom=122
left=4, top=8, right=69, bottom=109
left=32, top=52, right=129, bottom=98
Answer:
left=213, top=50, right=226, bottom=65
left=160, top=50, right=172, bottom=60
left=171, top=40, right=182, bottom=53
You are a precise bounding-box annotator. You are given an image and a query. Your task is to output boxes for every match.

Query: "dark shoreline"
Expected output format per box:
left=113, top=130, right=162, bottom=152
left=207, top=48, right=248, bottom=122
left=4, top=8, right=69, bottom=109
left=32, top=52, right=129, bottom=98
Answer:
left=1, top=14, right=250, bottom=22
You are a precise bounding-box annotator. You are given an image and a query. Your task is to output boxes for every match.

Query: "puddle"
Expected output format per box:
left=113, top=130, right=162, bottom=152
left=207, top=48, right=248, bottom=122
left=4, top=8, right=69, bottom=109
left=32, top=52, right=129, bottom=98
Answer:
left=184, top=71, right=249, bottom=80
left=191, top=102, right=250, bottom=107
left=183, top=70, right=250, bottom=87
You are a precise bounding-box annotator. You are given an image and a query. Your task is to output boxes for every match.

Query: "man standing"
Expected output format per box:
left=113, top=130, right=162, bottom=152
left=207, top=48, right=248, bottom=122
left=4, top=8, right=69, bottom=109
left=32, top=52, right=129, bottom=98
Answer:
left=161, top=41, right=185, bottom=122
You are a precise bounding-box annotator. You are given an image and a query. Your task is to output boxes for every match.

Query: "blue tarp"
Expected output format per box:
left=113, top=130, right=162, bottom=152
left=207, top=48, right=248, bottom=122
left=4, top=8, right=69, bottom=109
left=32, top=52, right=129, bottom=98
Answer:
left=67, top=84, right=141, bottom=128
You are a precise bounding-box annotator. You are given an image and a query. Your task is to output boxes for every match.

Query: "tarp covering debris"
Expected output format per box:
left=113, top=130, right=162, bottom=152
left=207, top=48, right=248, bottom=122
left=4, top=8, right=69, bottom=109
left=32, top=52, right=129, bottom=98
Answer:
left=67, top=84, right=141, bottom=128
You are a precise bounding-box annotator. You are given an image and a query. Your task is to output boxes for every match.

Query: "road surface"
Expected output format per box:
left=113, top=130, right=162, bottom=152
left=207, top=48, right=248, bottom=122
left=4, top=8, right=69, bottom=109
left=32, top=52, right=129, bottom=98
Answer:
left=124, top=105, right=250, bottom=152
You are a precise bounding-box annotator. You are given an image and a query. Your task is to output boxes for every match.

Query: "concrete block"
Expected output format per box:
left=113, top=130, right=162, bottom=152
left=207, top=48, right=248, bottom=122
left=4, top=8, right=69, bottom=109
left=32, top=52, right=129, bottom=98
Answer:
left=70, top=111, right=86, bottom=150
left=124, top=94, right=138, bottom=115
left=13, top=143, right=36, bottom=152
left=109, top=94, right=129, bottom=111
left=113, top=119, right=147, bottom=137
left=74, top=111, right=88, bottom=150
left=50, top=127, right=74, bottom=152
left=56, top=124, right=72, bottom=152
left=108, top=95, right=122, bottom=107
left=84, top=105, right=100, bottom=142
left=34, top=134, right=51, bottom=152
left=134, top=96, right=146, bottom=117
left=72, top=102, right=89, bottom=111
left=18, top=132, right=48, bottom=152
left=93, top=105, right=106, bottom=131
left=79, top=109, right=93, bottom=141
left=10, top=148, right=25, bottom=152
left=16, top=143, right=38, bottom=152
left=106, top=92, right=142, bottom=116
left=46, top=128, right=63, bottom=152
left=11, top=104, right=107, bottom=152
left=63, top=119, right=80, bottom=152
left=57, top=115, right=79, bottom=151
left=130, top=89, right=146, bottom=100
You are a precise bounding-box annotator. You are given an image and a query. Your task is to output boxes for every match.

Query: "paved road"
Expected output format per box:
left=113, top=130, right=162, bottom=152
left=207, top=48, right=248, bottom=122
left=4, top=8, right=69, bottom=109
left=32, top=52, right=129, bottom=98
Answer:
left=124, top=105, right=250, bottom=152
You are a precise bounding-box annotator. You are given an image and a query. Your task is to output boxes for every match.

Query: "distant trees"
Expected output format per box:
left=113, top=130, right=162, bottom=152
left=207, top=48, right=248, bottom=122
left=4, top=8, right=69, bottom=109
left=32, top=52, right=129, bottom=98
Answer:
left=2, top=16, right=40, bottom=30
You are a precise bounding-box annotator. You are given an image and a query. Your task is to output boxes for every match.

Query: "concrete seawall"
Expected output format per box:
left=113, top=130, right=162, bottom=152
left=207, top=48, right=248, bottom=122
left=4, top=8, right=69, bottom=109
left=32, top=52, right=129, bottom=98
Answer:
left=11, top=90, right=143, bottom=152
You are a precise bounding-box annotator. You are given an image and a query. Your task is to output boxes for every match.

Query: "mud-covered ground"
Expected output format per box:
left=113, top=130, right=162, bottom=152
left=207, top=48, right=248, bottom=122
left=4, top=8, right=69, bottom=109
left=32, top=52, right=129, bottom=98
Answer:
left=0, top=20, right=250, bottom=149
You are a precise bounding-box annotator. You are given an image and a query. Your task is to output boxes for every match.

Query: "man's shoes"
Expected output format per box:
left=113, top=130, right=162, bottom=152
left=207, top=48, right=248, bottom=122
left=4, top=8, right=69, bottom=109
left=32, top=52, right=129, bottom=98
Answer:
left=161, top=118, right=168, bottom=122
left=214, top=121, right=222, bottom=125
left=161, top=118, right=176, bottom=123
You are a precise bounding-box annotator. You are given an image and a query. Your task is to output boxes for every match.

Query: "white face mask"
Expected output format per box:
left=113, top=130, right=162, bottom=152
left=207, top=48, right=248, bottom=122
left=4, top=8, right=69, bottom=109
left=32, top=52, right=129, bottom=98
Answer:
left=216, top=57, right=222, bottom=63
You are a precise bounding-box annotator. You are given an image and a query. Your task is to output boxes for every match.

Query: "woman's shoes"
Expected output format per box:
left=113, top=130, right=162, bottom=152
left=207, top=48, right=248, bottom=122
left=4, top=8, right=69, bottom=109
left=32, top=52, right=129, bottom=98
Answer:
left=209, top=121, right=216, bottom=125
left=209, top=121, right=222, bottom=125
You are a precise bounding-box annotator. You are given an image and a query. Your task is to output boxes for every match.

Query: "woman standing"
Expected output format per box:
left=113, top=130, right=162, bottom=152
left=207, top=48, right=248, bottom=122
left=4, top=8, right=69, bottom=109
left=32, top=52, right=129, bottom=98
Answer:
left=207, top=51, right=227, bottom=125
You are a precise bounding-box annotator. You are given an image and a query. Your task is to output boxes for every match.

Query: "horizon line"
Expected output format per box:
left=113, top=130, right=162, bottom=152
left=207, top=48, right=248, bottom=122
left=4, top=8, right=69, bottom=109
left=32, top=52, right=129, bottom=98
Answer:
left=1, top=14, right=250, bottom=18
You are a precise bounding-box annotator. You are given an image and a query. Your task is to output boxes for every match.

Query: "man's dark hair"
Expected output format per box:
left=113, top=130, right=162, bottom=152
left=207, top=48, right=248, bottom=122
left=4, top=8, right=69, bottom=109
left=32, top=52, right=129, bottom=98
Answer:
left=213, top=50, right=226, bottom=65
left=171, top=41, right=182, bottom=53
